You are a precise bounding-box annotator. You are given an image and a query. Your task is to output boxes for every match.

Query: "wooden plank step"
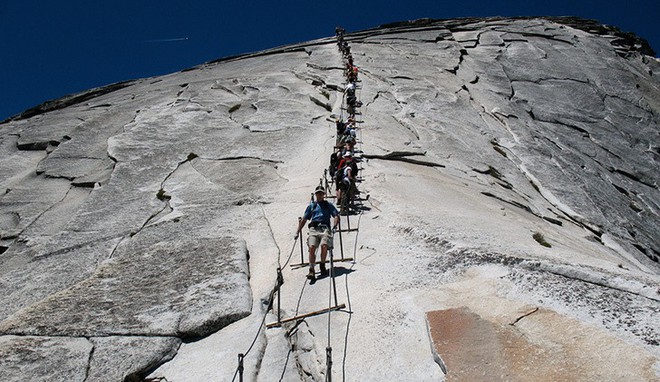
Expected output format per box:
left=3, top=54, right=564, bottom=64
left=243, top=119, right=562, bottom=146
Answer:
left=266, top=304, right=346, bottom=328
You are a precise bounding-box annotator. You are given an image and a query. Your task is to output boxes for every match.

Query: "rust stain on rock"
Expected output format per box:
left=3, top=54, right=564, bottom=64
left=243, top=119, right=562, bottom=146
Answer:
left=426, top=307, right=578, bottom=382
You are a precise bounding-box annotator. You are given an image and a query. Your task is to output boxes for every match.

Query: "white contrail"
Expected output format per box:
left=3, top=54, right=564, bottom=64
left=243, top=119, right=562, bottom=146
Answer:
left=143, top=37, right=189, bottom=43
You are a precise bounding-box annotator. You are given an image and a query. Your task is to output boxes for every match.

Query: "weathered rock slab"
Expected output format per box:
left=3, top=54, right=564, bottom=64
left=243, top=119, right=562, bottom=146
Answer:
left=0, top=236, right=251, bottom=338
left=0, top=238, right=120, bottom=322
left=0, top=335, right=92, bottom=382
left=87, top=336, right=181, bottom=382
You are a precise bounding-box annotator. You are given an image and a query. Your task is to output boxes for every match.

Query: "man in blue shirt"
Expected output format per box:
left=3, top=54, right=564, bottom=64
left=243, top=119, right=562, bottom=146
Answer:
left=295, top=186, right=340, bottom=281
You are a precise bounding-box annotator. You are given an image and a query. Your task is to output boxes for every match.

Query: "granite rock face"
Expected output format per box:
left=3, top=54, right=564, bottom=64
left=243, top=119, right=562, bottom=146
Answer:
left=1, top=17, right=659, bottom=381
left=0, top=335, right=92, bottom=382
left=0, top=236, right=251, bottom=338
left=350, top=18, right=659, bottom=265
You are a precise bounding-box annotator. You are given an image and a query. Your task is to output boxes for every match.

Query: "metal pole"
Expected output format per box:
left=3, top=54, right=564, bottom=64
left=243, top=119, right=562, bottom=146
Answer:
left=324, top=169, right=330, bottom=194
left=338, top=217, right=344, bottom=260
left=298, top=217, right=304, bottom=264
left=330, top=249, right=338, bottom=307
left=326, top=347, right=333, bottom=382
left=238, top=353, right=244, bottom=382
left=276, top=267, right=283, bottom=324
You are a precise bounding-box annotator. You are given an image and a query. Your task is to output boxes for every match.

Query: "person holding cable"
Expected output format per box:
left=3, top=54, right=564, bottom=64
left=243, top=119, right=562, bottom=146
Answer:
left=295, top=185, right=340, bottom=281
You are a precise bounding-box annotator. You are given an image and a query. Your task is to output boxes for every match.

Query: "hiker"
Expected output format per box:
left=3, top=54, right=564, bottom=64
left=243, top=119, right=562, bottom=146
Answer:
left=338, top=152, right=358, bottom=182
left=329, top=148, right=342, bottom=177
left=346, top=82, right=358, bottom=107
left=336, top=118, right=347, bottom=136
left=347, top=94, right=357, bottom=108
left=345, top=82, right=356, bottom=98
left=345, top=63, right=353, bottom=77
left=335, top=152, right=358, bottom=211
left=346, top=137, right=356, bottom=153
left=345, top=64, right=358, bottom=82
left=341, top=141, right=354, bottom=157
left=346, top=99, right=357, bottom=116
left=295, top=186, right=340, bottom=281
left=339, top=124, right=356, bottom=147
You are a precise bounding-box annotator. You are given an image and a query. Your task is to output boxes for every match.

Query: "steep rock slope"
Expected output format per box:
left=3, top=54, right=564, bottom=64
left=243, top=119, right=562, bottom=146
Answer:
left=0, top=17, right=658, bottom=381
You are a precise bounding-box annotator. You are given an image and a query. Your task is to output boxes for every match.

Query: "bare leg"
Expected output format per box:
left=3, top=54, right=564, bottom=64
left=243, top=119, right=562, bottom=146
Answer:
left=319, top=244, right=329, bottom=276
left=320, top=244, right=328, bottom=264
left=308, top=245, right=317, bottom=269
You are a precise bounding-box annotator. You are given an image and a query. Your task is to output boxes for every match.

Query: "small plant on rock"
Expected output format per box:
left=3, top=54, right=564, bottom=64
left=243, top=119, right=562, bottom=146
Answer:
left=533, top=232, right=551, bottom=248
left=156, top=189, right=171, bottom=201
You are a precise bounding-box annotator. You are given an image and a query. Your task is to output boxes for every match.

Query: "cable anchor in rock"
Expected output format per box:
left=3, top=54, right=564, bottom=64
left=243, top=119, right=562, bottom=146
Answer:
left=276, top=267, right=284, bottom=324
left=237, top=353, right=244, bottom=382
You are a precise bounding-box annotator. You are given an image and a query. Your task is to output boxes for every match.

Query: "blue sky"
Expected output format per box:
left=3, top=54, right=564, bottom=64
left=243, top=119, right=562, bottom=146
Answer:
left=1, top=0, right=658, bottom=120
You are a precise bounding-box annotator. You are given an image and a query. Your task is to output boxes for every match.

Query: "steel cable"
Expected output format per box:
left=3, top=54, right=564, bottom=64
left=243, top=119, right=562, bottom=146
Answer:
left=230, top=282, right=277, bottom=382
left=281, top=238, right=299, bottom=269
left=233, top=31, right=356, bottom=382
left=341, top=211, right=362, bottom=381
left=246, top=31, right=363, bottom=382
left=278, top=278, right=309, bottom=381
left=230, top=219, right=297, bottom=381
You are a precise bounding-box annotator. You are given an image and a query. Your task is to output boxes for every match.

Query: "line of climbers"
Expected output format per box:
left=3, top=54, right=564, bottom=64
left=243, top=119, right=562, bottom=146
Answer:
left=232, top=27, right=365, bottom=382
left=295, top=25, right=366, bottom=285
left=332, top=26, right=364, bottom=217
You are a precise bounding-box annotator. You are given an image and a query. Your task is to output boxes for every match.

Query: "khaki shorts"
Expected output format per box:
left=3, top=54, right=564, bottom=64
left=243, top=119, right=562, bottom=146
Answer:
left=307, top=226, right=333, bottom=249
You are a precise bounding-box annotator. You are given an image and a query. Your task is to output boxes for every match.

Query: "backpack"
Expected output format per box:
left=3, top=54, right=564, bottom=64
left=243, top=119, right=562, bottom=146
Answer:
left=349, top=161, right=358, bottom=179
left=336, top=120, right=346, bottom=135
left=335, top=160, right=347, bottom=184
left=329, top=152, right=340, bottom=177
left=343, top=161, right=357, bottom=179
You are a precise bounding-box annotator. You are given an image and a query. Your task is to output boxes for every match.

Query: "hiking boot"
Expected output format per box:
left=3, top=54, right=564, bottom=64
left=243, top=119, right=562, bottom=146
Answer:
left=306, top=268, right=316, bottom=281
left=319, top=264, right=329, bottom=277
